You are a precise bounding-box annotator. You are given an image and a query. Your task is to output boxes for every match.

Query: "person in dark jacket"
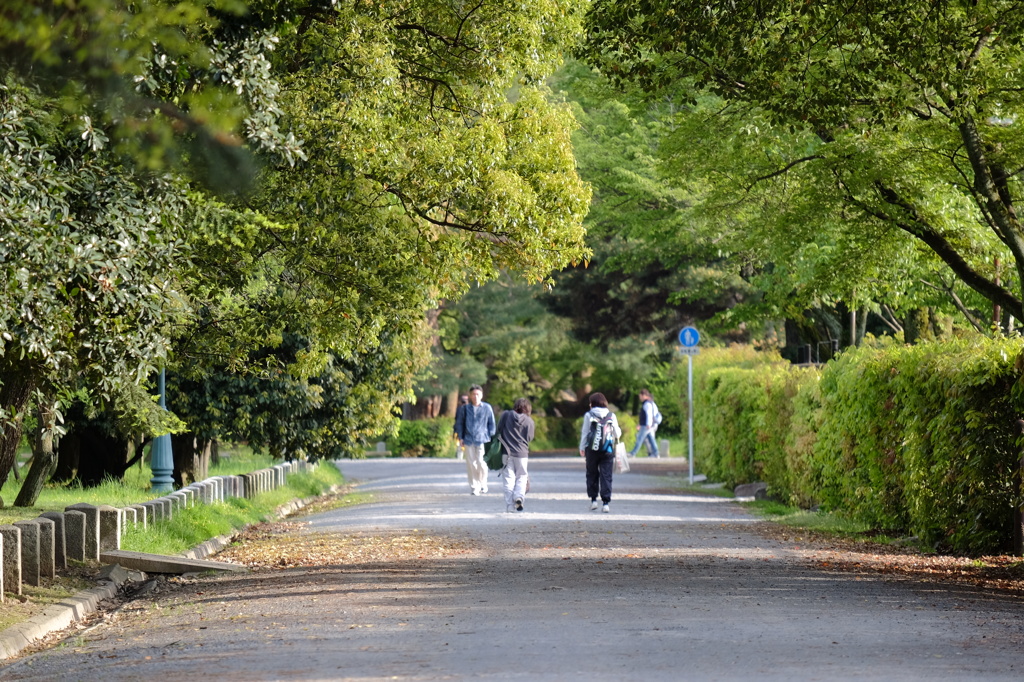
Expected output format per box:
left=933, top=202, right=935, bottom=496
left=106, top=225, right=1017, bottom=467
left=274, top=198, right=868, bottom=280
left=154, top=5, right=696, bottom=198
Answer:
left=453, top=394, right=469, bottom=460
left=497, top=397, right=535, bottom=512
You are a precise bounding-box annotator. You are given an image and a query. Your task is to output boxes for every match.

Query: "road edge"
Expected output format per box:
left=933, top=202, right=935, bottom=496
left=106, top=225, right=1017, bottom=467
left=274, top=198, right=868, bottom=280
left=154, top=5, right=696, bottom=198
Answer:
left=0, top=483, right=343, bottom=661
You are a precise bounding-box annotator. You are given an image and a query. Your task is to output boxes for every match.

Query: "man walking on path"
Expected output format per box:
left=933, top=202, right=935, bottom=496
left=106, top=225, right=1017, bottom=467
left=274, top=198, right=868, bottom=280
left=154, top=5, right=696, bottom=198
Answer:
left=453, top=384, right=496, bottom=495
left=629, top=388, right=661, bottom=458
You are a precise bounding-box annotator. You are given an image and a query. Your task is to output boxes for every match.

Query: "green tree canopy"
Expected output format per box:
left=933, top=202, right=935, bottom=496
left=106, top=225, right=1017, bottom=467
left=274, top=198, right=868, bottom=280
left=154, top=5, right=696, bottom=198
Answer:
left=579, top=0, right=1024, bottom=325
left=1, top=0, right=593, bottom=494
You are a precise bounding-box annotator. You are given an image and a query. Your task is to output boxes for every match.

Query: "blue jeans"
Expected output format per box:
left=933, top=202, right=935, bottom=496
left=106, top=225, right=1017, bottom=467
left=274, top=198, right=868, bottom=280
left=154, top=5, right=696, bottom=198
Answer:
left=629, top=426, right=659, bottom=457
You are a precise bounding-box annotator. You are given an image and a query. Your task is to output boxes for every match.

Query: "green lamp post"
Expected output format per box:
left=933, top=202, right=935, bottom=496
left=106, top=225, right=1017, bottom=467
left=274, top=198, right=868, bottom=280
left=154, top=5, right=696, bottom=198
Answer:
left=149, top=368, right=175, bottom=493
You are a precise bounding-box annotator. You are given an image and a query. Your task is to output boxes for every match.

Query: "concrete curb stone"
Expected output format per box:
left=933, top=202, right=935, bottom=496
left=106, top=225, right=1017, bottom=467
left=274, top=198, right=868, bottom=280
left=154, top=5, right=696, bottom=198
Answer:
left=0, top=474, right=339, bottom=661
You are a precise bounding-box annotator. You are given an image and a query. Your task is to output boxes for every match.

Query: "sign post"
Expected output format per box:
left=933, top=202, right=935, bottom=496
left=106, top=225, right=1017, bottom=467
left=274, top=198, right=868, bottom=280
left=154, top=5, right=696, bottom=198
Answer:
left=678, top=326, right=700, bottom=485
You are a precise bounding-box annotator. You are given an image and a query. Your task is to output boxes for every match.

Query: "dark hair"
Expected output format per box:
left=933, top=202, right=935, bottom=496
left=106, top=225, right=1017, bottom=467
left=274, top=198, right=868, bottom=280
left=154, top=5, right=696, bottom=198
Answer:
left=513, top=397, right=532, bottom=415
left=639, top=388, right=651, bottom=399
left=459, top=394, right=469, bottom=404
left=589, top=392, right=608, bottom=408
left=469, top=384, right=483, bottom=393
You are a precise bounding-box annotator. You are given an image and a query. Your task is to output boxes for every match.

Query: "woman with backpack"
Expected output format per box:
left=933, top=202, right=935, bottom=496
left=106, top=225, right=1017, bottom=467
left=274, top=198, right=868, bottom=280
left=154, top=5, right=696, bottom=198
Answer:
left=578, top=392, right=622, bottom=513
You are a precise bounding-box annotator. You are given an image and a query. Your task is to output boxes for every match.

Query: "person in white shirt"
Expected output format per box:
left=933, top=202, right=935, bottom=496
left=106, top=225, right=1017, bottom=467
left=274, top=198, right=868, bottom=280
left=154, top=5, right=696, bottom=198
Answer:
left=629, top=388, right=661, bottom=458
left=578, top=392, right=622, bottom=513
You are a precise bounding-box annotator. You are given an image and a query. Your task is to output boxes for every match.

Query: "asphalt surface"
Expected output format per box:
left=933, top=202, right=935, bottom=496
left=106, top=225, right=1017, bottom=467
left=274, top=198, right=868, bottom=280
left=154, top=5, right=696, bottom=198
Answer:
left=2, top=457, right=1023, bottom=681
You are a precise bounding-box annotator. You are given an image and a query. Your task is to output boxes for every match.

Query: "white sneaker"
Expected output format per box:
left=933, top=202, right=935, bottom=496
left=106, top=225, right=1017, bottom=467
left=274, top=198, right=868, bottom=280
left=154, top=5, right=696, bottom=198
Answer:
left=506, top=504, right=516, bottom=513
left=602, top=504, right=610, bottom=513
left=471, top=489, right=480, bottom=496
left=514, top=498, right=524, bottom=512
left=590, top=500, right=599, bottom=511
left=481, top=488, right=488, bottom=494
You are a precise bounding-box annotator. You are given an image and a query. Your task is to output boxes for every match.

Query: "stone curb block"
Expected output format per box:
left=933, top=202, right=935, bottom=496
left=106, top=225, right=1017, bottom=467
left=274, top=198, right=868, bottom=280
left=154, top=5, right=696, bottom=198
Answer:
left=0, top=462, right=330, bottom=661
left=0, top=581, right=119, bottom=660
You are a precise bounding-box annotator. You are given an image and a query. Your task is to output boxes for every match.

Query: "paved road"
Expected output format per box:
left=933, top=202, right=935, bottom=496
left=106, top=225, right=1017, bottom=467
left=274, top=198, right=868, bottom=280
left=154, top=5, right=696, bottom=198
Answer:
left=2, top=457, right=1023, bottom=681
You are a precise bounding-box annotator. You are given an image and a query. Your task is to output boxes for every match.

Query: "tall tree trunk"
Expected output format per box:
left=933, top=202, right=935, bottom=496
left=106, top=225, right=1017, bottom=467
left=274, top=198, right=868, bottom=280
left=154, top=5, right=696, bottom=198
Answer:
left=440, top=390, right=460, bottom=418
left=172, top=434, right=213, bottom=487
left=857, top=306, right=868, bottom=346
left=0, top=361, right=38, bottom=497
left=172, top=432, right=197, bottom=488
left=406, top=395, right=443, bottom=420
left=14, top=402, right=57, bottom=507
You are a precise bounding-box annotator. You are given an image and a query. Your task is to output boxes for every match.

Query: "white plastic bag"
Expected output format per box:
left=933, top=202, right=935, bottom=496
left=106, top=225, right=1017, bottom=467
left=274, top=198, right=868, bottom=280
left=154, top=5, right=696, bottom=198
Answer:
left=614, top=442, right=630, bottom=473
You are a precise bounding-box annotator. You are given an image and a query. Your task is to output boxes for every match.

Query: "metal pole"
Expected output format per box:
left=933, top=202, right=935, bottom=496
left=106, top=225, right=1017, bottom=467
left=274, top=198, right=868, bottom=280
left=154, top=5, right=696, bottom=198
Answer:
left=688, top=353, right=694, bottom=485
left=149, top=368, right=175, bottom=493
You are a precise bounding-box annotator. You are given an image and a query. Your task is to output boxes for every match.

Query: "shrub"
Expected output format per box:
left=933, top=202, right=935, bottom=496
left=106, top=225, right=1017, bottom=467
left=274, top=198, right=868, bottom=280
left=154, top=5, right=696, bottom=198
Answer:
left=813, top=338, right=1024, bottom=553
left=684, top=339, right=1024, bottom=554
left=387, top=418, right=455, bottom=458
left=532, top=416, right=579, bottom=450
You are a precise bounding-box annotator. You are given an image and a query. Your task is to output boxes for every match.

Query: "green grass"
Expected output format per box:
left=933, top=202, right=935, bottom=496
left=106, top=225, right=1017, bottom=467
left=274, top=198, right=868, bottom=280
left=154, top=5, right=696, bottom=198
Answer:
left=0, top=445, right=289, bottom=525
left=0, top=575, right=95, bottom=630
left=744, top=499, right=877, bottom=537
left=123, top=464, right=343, bottom=555
left=1, top=457, right=342, bottom=635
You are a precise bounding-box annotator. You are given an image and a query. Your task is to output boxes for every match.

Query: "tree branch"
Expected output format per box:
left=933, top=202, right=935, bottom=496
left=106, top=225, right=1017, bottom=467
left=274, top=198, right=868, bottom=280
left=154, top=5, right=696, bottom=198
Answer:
left=839, top=176, right=1024, bottom=320
left=919, top=277, right=986, bottom=334
left=744, top=155, right=823, bottom=191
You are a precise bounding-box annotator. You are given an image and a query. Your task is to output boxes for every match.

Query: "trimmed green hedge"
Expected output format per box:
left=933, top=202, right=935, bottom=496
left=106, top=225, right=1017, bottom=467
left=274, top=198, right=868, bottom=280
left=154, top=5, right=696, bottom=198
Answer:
left=387, top=417, right=455, bottom=457
left=690, top=340, right=1024, bottom=555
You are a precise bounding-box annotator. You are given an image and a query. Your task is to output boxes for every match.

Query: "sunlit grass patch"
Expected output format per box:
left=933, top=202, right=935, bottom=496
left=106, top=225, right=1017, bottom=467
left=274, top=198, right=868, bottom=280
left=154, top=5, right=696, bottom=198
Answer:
left=746, top=499, right=875, bottom=536
left=122, top=464, right=343, bottom=556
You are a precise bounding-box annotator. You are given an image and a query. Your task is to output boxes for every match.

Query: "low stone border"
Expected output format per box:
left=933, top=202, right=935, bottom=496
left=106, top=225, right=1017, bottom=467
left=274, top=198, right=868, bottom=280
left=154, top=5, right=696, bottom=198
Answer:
left=184, top=483, right=343, bottom=561
left=0, top=576, right=121, bottom=660
left=0, top=460, right=330, bottom=660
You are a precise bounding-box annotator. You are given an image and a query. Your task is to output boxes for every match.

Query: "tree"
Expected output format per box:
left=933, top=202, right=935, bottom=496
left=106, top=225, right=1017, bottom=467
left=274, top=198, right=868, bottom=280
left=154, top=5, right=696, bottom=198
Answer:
left=1, top=0, right=593, bottom=497
left=0, top=79, right=191, bottom=499
left=579, top=0, right=1024, bottom=326
left=170, top=1, right=594, bottom=419
left=539, top=63, right=755, bottom=349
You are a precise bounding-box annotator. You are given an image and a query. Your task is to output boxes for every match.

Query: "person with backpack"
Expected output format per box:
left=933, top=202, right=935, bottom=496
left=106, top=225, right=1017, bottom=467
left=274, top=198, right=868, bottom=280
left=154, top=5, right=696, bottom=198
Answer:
left=629, top=388, right=662, bottom=458
left=496, top=397, right=536, bottom=512
left=578, top=392, right=622, bottom=513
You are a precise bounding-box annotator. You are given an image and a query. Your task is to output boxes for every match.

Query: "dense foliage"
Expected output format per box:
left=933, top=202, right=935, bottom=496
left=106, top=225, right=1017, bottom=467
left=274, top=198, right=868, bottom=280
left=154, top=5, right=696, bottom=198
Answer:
left=579, top=0, right=1024, bottom=327
left=1, top=0, right=592, bottom=498
left=689, top=342, right=1024, bottom=555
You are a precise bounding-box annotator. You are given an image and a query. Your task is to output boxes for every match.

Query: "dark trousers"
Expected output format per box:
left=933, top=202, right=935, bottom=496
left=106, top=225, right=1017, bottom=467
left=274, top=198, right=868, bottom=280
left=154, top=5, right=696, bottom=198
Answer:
left=585, top=450, right=614, bottom=503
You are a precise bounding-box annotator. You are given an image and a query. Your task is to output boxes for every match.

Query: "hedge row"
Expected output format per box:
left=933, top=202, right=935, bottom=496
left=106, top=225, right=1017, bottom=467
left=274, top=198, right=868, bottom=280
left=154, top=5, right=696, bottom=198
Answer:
left=688, top=340, right=1024, bottom=555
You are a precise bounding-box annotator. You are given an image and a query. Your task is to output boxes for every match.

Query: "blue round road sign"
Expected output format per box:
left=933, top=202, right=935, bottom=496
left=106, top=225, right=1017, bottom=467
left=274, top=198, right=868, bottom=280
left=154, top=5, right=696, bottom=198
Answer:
left=679, top=326, right=700, bottom=347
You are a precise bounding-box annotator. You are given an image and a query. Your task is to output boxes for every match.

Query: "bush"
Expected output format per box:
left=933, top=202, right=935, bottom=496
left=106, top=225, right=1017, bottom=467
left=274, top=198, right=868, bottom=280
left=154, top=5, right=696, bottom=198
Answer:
left=812, top=338, right=1024, bottom=553
left=532, top=416, right=580, bottom=450
left=387, top=418, right=455, bottom=457
left=686, top=339, right=1024, bottom=555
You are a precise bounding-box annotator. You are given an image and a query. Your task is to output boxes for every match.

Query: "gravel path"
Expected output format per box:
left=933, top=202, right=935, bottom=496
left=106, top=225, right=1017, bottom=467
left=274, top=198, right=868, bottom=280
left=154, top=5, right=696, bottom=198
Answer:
left=1, top=457, right=1022, bottom=681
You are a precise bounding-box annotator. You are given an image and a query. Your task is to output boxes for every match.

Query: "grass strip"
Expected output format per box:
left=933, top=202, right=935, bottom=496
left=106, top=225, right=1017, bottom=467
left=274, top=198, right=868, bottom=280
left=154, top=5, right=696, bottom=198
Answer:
left=122, top=464, right=343, bottom=556
left=0, top=448, right=282, bottom=525
left=744, top=499, right=880, bottom=537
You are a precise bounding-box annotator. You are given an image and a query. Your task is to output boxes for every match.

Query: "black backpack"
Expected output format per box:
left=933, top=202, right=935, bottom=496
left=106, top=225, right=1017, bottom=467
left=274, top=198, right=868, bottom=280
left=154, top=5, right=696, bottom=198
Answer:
left=587, top=413, right=616, bottom=454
